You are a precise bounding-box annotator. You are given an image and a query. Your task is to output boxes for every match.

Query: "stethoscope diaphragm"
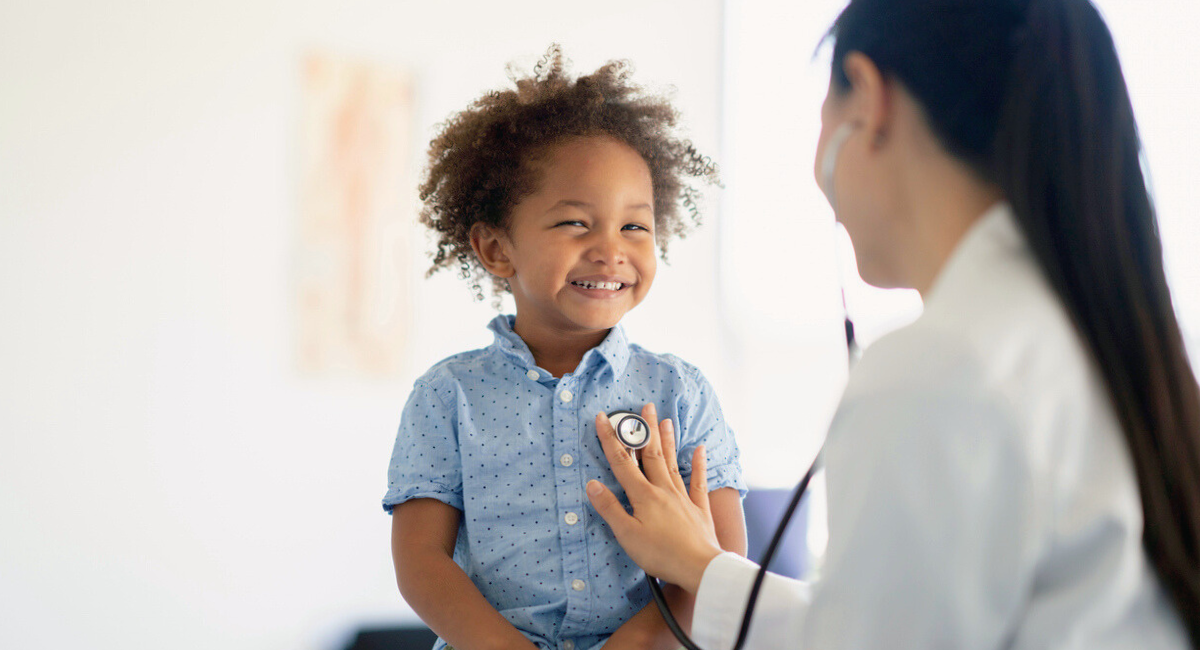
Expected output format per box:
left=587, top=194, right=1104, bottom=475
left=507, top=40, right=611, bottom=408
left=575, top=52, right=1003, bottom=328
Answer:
left=607, top=410, right=650, bottom=450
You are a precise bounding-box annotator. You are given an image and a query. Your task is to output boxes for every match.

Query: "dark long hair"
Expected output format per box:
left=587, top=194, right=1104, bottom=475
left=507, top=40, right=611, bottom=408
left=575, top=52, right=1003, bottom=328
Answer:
left=829, top=0, right=1200, bottom=642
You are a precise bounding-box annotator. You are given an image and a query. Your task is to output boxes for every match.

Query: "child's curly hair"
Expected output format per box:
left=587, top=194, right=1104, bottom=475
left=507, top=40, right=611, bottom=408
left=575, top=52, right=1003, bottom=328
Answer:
left=418, top=44, right=720, bottom=300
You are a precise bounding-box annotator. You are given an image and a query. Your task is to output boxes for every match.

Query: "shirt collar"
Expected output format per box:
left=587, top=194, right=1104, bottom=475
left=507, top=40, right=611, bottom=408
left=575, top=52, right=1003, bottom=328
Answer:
left=487, top=314, right=632, bottom=377
left=589, top=322, right=632, bottom=377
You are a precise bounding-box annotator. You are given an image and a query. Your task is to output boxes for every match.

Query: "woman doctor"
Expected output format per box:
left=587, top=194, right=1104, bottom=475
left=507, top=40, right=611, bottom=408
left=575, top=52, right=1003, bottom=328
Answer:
left=585, top=0, right=1200, bottom=647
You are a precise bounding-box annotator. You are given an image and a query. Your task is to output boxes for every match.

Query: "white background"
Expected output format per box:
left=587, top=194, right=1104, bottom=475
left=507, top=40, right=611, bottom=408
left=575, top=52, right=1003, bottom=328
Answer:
left=2, top=1, right=1197, bottom=649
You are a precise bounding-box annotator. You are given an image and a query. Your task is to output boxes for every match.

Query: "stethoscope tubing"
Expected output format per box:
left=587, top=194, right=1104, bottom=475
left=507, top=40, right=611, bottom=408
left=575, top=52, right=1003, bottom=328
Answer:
left=644, top=449, right=823, bottom=650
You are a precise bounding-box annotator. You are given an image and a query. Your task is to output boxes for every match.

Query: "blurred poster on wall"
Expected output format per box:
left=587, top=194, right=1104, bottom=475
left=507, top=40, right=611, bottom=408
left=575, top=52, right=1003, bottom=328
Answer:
left=296, top=52, right=414, bottom=378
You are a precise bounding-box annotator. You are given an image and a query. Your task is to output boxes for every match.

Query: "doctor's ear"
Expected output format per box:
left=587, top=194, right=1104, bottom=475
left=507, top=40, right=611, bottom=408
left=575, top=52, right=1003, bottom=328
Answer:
left=469, top=222, right=516, bottom=279
left=840, top=52, right=893, bottom=149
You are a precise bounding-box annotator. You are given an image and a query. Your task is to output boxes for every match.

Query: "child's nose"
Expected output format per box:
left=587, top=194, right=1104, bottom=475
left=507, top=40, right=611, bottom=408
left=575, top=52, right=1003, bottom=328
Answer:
left=588, top=231, right=626, bottom=265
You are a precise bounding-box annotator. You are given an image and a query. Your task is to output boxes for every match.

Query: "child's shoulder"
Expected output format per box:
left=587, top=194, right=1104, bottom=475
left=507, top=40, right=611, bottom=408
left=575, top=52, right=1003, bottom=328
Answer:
left=411, top=345, right=499, bottom=389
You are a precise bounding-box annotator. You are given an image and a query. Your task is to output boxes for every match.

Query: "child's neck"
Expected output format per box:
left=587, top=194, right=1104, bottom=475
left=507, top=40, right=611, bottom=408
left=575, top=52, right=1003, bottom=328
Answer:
left=512, top=317, right=610, bottom=378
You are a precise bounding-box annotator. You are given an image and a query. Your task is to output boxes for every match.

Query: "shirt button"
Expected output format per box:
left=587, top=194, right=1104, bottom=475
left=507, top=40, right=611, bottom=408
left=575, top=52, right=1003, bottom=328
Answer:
left=560, top=454, right=574, bottom=467
left=563, top=641, right=575, bottom=650
left=564, top=512, right=579, bottom=525
left=559, top=389, right=573, bottom=402
left=572, top=579, right=586, bottom=591
left=526, top=369, right=539, bottom=380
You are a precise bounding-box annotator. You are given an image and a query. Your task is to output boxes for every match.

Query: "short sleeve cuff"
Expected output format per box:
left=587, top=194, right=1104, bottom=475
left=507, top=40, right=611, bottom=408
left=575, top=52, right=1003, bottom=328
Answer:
left=680, top=462, right=748, bottom=499
left=382, top=485, right=464, bottom=514
left=706, top=462, right=748, bottom=498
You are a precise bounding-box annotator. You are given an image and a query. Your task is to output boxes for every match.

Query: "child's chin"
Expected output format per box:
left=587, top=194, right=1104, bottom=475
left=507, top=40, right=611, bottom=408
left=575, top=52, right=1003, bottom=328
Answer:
left=567, top=311, right=626, bottom=332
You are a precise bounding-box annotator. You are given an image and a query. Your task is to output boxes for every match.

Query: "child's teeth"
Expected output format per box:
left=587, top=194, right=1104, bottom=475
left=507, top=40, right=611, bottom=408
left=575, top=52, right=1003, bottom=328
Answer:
left=575, top=281, right=623, bottom=290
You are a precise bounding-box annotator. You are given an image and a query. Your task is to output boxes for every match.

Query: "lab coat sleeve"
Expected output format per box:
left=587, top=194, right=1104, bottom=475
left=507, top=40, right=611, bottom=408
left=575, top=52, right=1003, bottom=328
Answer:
left=693, top=552, right=811, bottom=650
left=802, top=332, right=1043, bottom=649
left=692, top=331, right=1043, bottom=649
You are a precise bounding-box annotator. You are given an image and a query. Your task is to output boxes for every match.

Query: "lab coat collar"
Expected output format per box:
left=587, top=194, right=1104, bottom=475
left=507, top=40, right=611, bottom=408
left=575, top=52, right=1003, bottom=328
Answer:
left=924, top=202, right=1029, bottom=308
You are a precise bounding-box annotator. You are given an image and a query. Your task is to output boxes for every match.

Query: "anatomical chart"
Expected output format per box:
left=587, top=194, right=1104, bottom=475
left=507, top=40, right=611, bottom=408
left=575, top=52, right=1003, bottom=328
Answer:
left=296, top=52, right=414, bottom=378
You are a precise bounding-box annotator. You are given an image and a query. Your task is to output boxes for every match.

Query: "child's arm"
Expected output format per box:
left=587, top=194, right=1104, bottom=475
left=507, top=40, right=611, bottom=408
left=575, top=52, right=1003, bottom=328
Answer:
left=392, top=498, right=541, bottom=650
left=603, top=486, right=747, bottom=650
left=710, top=486, right=750, bottom=555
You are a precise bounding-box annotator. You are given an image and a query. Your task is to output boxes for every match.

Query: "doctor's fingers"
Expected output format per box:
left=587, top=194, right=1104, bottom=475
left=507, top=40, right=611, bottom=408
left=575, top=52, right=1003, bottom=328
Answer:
left=636, top=403, right=677, bottom=489
left=657, top=418, right=689, bottom=495
left=594, top=413, right=653, bottom=498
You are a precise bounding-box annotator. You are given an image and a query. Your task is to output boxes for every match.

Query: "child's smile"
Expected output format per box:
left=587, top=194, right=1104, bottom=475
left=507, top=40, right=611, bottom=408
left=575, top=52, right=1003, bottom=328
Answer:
left=471, top=135, right=657, bottom=358
left=568, top=276, right=635, bottom=296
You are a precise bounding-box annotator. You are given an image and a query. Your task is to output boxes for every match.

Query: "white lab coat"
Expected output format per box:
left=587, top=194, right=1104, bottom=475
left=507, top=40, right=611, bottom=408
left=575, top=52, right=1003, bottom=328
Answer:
left=692, top=204, right=1190, bottom=649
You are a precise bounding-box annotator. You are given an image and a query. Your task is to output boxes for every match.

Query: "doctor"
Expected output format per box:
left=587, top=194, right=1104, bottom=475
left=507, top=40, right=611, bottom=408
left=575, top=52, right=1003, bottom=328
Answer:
left=585, top=0, right=1200, bottom=647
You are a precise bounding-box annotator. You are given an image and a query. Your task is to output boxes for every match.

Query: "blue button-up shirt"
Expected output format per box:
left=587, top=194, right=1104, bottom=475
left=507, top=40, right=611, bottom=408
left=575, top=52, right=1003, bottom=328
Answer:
left=384, top=315, right=745, bottom=650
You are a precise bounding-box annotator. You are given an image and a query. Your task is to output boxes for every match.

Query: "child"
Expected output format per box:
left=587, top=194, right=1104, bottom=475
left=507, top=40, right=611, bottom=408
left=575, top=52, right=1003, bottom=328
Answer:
left=383, top=46, right=747, bottom=650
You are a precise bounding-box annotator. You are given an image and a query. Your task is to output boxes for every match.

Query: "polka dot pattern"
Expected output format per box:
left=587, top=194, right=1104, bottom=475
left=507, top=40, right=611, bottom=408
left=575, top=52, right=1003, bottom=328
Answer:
left=382, top=314, right=746, bottom=648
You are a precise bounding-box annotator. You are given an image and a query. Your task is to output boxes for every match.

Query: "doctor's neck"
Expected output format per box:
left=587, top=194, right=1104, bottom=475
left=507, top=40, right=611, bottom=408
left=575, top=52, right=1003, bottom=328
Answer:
left=889, top=119, right=1004, bottom=297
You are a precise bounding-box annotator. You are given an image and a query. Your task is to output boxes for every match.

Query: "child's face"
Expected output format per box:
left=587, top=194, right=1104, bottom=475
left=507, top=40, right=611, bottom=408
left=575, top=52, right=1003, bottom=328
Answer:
left=496, top=135, right=657, bottom=337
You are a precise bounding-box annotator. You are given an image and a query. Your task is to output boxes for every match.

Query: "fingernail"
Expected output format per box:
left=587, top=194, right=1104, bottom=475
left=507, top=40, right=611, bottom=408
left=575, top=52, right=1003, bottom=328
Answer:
left=586, top=480, right=602, bottom=496
left=663, top=419, right=673, bottom=432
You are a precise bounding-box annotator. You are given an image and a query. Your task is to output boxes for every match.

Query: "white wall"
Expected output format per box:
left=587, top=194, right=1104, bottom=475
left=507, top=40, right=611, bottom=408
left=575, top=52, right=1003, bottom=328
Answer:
left=0, top=2, right=724, bottom=648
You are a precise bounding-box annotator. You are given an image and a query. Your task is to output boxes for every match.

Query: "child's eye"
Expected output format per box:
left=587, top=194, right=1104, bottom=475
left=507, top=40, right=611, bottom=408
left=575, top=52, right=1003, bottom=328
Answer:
left=555, top=220, right=586, bottom=228
left=622, top=223, right=651, bottom=232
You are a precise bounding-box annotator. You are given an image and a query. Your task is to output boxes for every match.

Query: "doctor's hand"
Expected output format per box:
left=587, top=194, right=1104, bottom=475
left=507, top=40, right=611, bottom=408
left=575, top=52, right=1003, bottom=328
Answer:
left=586, top=403, right=724, bottom=595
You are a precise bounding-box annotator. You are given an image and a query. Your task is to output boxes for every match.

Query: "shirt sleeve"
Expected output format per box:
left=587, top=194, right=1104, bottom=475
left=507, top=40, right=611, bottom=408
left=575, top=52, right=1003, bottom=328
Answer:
left=676, top=366, right=747, bottom=497
left=382, top=378, right=463, bottom=514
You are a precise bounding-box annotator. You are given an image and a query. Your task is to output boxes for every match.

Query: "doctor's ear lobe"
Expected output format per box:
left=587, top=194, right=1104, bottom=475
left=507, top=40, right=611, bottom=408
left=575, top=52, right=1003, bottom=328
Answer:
left=469, top=223, right=515, bottom=278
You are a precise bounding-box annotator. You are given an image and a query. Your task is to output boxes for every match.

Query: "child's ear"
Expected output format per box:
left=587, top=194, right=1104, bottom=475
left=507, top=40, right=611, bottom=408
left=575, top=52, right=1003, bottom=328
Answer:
left=469, top=223, right=515, bottom=279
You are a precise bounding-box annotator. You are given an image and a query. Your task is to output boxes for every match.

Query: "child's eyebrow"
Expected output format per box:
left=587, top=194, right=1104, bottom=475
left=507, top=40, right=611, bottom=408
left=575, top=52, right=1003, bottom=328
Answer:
left=548, top=199, right=592, bottom=211
left=545, top=199, right=653, bottom=212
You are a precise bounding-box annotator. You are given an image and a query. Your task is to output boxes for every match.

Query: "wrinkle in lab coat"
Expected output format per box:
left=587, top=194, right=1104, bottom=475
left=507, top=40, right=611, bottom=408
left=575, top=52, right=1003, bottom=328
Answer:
left=692, top=204, right=1189, bottom=650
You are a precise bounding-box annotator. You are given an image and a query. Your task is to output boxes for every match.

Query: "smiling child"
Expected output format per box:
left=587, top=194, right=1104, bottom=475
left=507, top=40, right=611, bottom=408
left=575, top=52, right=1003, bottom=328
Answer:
left=382, top=46, right=747, bottom=650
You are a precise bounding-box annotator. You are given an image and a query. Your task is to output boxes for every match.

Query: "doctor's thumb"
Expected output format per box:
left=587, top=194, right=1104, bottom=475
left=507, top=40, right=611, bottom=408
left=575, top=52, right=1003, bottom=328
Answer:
left=587, top=480, right=633, bottom=534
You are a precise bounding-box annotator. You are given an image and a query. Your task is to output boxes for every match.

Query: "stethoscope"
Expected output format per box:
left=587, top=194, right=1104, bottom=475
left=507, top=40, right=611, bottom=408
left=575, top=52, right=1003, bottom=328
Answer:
left=606, top=410, right=653, bottom=451
left=606, top=309, right=857, bottom=650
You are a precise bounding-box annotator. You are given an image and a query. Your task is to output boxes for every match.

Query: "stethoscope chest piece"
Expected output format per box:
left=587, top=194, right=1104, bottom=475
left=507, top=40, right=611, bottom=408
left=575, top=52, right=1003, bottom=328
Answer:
left=607, top=410, right=650, bottom=450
